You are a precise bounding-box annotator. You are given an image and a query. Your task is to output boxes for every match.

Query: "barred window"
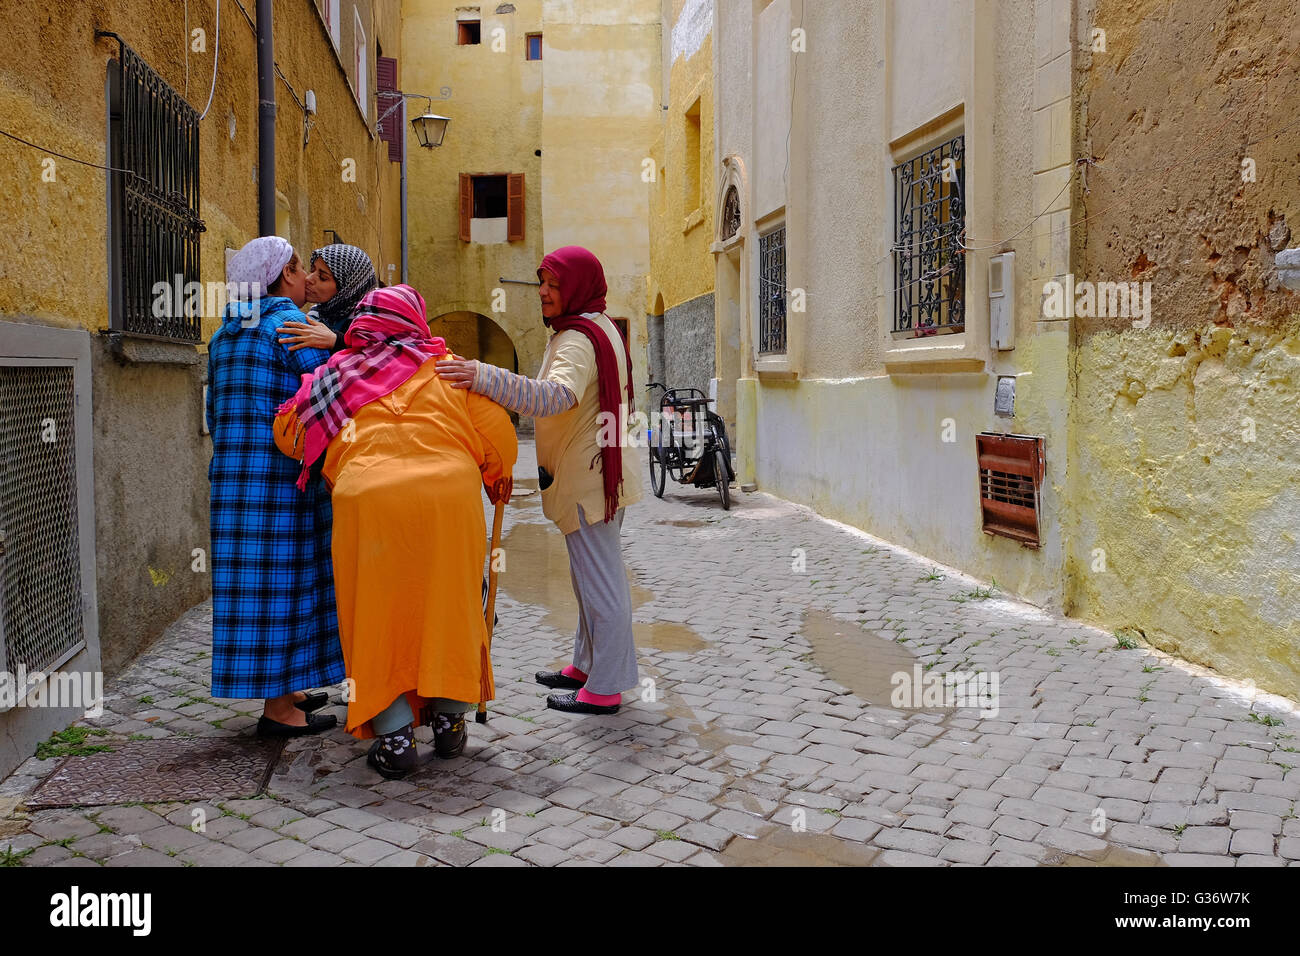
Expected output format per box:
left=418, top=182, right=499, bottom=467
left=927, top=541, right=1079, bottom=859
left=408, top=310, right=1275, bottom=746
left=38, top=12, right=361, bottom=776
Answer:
left=105, top=35, right=204, bottom=343
left=758, top=225, right=786, bottom=354
left=893, top=134, right=965, bottom=337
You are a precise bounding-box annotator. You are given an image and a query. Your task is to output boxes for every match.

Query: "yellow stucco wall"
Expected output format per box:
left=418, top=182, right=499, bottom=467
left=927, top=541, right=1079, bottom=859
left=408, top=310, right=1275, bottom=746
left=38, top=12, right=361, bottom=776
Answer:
left=646, top=0, right=714, bottom=315
left=403, top=0, right=549, bottom=370
left=0, top=0, right=401, bottom=341
left=1069, top=0, right=1300, bottom=697
left=404, top=0, right=659, bottom=388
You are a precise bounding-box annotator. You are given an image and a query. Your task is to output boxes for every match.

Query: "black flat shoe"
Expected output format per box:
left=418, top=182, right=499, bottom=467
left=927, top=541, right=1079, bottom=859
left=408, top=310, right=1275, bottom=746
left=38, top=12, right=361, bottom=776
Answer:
left=257, top=711, right=338, bottom=738
left=535, top=670, right=584, bottom=690
left=545, top=691, right=619, bottom=715
left=294, top=690, right=331, bottom=713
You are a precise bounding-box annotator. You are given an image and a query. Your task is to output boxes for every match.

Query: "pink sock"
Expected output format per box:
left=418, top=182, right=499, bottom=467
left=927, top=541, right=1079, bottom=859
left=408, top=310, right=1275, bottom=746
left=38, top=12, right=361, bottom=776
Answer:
left=562, top=665, right=588, bottom=681
left=577, top=687, right=621, bottom=706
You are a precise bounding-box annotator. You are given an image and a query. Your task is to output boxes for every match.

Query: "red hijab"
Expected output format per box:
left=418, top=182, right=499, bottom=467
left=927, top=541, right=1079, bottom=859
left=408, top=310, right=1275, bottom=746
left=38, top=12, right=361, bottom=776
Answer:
left=538, top=246, right=635, bottom=522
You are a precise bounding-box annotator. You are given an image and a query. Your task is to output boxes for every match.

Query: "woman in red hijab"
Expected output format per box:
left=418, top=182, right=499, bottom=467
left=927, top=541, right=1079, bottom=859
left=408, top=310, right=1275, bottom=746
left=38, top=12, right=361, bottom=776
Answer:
left=438, top=246, right=642, bottom=715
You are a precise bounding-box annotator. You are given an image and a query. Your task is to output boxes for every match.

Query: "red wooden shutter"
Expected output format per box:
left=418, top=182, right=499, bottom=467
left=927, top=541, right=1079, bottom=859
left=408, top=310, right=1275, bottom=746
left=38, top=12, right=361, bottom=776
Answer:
left=459, top=174, right=472, bottom=241
left=507, top=173, right=525, bottom=241
left=375, top=56, right=402, bottom=162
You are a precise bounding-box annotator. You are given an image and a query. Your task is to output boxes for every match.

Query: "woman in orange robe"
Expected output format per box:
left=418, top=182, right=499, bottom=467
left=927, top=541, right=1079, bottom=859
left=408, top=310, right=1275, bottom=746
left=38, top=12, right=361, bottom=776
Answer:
left=274, top=285, right=516, bottom=778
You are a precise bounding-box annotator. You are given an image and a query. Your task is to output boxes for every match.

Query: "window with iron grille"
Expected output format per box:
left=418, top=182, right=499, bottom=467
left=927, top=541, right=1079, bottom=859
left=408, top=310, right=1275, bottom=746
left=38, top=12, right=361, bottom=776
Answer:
left=104, top=35, right=204, bottom=343
left=893, top=134, right=965, bottom=337
left=758, top=226, right=786, bottom=354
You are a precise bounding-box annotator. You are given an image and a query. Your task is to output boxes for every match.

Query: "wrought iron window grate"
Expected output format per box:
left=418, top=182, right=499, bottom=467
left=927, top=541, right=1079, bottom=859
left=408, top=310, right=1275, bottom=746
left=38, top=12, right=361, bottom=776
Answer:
left=0, top=366, right=85, bottom=675
left=758, top=226, right=786, bottom=354
left=893, top=134, right=965, bottom=337
left=105, top=34, right=204, bottom=343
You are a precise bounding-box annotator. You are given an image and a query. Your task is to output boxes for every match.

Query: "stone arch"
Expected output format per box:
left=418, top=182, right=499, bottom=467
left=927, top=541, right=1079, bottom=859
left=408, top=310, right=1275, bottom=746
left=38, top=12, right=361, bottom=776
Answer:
left=647, top=292, right=666, bottom=386
left=427, top=310, right=518, bottom=373
left=716, top=154, right=747, bottom=244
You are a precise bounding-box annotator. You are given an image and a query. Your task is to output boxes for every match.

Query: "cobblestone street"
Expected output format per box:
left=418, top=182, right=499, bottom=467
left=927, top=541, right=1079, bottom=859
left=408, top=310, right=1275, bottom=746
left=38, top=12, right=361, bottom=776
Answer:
left=3, top=441, right=1298, bottom=868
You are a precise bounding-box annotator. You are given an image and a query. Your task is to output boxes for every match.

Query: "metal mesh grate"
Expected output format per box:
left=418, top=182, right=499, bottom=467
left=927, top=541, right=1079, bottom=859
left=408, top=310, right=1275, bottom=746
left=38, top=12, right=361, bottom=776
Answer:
left=0, top=366, right=85, bottom=674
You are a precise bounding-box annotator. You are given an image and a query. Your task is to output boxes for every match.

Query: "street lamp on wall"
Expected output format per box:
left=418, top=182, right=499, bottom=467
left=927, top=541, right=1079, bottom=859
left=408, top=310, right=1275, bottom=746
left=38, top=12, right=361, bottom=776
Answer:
left=410, top=110, right=451, bottom=149
left=375, top=88, right=452, bottom=149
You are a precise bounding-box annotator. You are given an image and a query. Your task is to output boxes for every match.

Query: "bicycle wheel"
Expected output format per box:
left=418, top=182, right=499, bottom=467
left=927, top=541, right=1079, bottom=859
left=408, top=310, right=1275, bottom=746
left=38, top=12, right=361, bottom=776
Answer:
left=649, top=424, right=666, bottom=498
left=714, top=447, right=731, bottom=510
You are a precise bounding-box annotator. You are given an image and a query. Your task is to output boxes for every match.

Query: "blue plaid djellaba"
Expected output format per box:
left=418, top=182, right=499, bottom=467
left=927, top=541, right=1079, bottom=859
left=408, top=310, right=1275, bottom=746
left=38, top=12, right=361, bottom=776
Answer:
left=205, top=295, right=347, bottom=698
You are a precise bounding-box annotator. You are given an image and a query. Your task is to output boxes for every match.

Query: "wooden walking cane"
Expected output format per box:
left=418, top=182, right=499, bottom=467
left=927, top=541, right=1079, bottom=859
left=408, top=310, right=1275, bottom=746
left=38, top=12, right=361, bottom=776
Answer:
left=476, top=495, right=506, bottom=724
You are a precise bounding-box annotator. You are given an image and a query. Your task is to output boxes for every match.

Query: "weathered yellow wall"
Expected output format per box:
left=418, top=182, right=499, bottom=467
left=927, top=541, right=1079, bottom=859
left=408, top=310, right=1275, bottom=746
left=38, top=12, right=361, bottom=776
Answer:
left=540, top=0, right=659, bottom=395
left=0, top=0, right=401, bottom=340
left=403, top=0, right=549, bottom=370
left=0, top=0, right=401, bottom=684
left=404, top=0, right=659, bottom=389
left=646, top=0, right=714, bottom=315
left=1069, top=0, right=1300, bottom=697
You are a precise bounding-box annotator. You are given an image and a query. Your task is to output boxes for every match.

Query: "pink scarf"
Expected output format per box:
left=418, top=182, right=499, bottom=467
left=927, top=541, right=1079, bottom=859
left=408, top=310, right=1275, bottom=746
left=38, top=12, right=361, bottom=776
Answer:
left=279, top=284, right=447, bottom=490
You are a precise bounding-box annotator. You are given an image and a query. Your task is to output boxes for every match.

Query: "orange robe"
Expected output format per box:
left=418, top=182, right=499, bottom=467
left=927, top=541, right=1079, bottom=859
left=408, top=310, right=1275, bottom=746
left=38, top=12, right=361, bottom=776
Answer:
left=275, top=356, right=517, bottom=738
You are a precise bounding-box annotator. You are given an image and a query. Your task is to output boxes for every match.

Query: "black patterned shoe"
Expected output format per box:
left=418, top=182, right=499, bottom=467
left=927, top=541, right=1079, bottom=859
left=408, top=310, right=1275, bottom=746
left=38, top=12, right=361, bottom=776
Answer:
left=535, top=670, right=584, bottom=690
left=432, top=712, right=468, bottom=759
left=545, top=691, right=619, bottom=715
left=367, top=724, right=418, bottom=779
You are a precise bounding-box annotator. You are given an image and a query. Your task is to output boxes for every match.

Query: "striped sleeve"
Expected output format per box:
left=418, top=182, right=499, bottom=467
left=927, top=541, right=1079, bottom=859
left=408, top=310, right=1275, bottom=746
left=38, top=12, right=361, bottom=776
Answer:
left=472, top=362, right=577, bottom=417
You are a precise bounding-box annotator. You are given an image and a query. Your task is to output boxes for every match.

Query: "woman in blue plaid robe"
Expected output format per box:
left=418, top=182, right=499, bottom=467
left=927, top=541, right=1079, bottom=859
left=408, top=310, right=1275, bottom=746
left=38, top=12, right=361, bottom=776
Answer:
left=206, top=238, right=346, bottom=733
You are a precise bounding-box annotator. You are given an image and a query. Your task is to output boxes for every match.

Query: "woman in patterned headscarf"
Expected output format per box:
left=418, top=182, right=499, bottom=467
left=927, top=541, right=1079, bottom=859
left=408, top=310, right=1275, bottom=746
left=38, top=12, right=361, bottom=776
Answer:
left=274, top=285, right=516, bottom=779
left=278, top=243, right=378, bottom=354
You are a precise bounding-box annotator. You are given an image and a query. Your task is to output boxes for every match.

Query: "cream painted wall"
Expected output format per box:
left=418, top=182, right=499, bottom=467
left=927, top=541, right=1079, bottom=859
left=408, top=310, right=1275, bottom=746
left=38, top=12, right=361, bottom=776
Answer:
left=752, top=0, right=790, bottom=223
left=718, top=0, right=1070, bottom=609
left=888, top=0, right=970, bottom=141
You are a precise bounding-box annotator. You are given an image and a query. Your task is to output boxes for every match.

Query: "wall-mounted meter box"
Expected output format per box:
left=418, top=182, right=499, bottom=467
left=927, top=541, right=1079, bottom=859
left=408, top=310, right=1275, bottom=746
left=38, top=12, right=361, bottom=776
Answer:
left=989, top=251, right=1015, bottom=351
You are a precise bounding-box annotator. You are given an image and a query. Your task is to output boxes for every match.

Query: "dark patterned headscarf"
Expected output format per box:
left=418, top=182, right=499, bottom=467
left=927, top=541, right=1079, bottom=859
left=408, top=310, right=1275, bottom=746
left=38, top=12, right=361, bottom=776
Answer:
left=310, top=243, right=378, bottom=341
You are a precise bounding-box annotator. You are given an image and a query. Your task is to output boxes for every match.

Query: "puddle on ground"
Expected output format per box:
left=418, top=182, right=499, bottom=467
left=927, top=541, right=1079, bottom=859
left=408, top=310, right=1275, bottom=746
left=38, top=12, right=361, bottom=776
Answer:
left=801, top=609, right=946, bottom=713
left=500, top=522, right=578, bottom=632
left=1042, top=845, right=1166, bottom=867
left=635, top=620, right=706, bottom=652
left=720, top=827, right=881, bottom=866
left=501, top=521, right=708, bottom=650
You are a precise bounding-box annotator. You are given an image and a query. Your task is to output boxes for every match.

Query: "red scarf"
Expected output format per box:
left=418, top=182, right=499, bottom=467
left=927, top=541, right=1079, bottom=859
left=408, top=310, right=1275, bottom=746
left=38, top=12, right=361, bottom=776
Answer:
left=279, top=284, right=447, bottom=490
left=538, top=246, right=634, bottom=522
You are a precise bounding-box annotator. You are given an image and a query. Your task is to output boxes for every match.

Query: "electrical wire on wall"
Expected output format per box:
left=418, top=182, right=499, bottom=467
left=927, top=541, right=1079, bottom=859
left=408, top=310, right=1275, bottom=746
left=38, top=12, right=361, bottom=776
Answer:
left=197, top=0, right=221, bottom=121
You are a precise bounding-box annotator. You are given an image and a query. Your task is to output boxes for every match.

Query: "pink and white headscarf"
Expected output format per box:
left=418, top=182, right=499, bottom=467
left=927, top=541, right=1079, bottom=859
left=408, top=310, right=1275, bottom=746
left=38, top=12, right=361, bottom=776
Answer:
left=279, top=284, right=448, bottom=490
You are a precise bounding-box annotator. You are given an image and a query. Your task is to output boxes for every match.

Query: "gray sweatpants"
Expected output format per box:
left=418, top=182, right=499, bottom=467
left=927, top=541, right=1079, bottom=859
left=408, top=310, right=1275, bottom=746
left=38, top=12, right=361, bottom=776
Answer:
left=566, top=504, right=639, bottom=696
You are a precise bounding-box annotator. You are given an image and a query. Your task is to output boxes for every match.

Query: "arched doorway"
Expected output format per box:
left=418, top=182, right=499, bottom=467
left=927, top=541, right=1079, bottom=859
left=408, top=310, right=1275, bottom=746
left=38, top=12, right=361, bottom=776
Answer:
left=428, top=311, right=520, bottom=423
left=428, top=311, right=518, bottom=372
left=648, top=293, right=666, bottom=386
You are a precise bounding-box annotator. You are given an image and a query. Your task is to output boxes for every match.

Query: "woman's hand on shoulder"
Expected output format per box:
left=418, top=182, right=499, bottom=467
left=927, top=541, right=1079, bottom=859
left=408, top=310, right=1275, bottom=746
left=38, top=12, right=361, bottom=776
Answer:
left=278, top=317, right=337, bottom=352
left=435, top=356, right=479, bottom=389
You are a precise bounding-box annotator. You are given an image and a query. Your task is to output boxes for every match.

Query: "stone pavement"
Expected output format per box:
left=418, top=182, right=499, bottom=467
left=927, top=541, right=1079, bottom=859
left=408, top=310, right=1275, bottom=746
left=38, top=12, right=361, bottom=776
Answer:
left=3, top=439, right=1298, bottom=867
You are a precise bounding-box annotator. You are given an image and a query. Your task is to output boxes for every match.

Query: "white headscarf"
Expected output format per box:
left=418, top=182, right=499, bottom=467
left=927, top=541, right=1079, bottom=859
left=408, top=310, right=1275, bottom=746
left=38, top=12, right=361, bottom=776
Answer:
left=226, top=236, right=295, bottom=297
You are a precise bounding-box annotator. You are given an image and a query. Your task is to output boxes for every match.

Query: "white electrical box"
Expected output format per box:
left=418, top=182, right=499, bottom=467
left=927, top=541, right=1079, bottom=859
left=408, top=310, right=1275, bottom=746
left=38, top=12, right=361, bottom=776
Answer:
left=989, top=251, right=1015, bottom=351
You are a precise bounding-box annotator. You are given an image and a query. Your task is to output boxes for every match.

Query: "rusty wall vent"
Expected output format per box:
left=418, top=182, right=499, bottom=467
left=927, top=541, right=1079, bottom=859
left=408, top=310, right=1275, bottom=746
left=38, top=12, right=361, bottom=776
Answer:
left=976, top=433, right=1045, bottom=547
